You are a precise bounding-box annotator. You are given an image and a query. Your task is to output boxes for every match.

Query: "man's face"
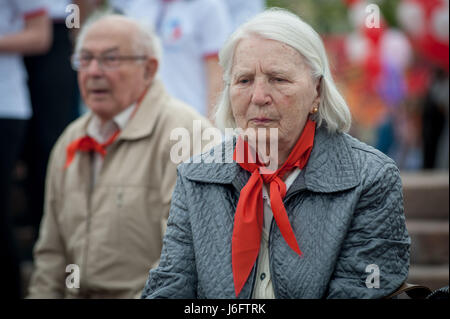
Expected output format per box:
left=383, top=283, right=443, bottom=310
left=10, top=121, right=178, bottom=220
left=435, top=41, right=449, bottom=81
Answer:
left=77, top=20, right=156, bottom=121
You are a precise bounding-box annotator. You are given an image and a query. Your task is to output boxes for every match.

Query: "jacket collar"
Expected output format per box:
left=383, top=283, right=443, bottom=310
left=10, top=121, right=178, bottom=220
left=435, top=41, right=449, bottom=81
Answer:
left=183, top=125, right=360, bottom=194
left=118, top=79, right=168, bottom=141
left=77, top=79, right=168, bottom=141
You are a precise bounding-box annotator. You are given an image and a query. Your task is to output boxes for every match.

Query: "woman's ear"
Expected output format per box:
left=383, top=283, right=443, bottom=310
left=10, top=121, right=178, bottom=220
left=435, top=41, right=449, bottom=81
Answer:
left=313, top=75, right=322, bottom=106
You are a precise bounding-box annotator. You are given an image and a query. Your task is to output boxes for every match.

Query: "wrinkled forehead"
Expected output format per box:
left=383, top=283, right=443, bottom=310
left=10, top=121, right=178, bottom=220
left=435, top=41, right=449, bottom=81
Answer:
left=81, top=19, right=137, bottom=53
left=231, top=36, right=308, bottom=72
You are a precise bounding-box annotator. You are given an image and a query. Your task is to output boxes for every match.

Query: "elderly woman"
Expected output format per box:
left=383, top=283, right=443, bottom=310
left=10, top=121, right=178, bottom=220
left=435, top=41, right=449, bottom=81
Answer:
left=141, top=8, right=410, bottom=299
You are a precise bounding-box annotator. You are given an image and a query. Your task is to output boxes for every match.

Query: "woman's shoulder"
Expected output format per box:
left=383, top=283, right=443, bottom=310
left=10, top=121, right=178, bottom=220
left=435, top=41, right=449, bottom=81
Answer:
left=340, top=132, right=401, bottom=188
left=313, top=125, right=396, bottom=169
left=342, top=132, right=397, bottom=167
left=313, top=126, right=398, bottom=177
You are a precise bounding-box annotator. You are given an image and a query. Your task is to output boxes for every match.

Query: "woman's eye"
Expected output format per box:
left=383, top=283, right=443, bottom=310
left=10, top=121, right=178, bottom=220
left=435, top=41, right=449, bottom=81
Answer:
left=274, top=77, right=286, bottom=82
left=239, top=79, right=250, bottom=84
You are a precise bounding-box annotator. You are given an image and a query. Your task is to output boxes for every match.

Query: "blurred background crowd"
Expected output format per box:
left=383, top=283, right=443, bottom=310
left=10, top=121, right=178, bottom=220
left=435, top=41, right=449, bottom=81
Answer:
left=1, top=0, right=448, bottom=298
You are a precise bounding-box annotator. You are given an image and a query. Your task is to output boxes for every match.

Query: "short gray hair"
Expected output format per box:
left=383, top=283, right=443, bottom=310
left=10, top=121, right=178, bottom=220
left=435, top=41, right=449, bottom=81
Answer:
left=215, top=8, right=351, bottom=134
left=74, top=11, right=162, bottom=63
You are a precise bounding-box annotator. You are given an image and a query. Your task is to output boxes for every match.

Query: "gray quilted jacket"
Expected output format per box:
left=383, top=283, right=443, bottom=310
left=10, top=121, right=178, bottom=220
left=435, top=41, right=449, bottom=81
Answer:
left=142, top=127, right=410, bottom=299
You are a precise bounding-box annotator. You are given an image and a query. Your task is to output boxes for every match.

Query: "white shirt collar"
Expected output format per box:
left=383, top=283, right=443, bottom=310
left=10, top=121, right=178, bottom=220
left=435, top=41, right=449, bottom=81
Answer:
left=261, top=167, right=302, bottom=233
left=262, top=168, right=301, bottom=200
left=87, top=103, right=136, bottom=143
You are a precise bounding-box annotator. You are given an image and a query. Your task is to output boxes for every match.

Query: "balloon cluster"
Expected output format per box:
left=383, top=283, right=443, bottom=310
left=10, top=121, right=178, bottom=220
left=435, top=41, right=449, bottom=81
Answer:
left=397, top=0, right=449, bottom=72
left=344, top=0, right=413, bottom=106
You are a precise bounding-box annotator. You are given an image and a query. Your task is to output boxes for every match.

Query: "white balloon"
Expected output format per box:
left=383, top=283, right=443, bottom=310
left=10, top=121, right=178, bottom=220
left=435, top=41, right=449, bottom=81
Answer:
left=380, top=29, right=412, bottom=70
left=397, top=0, right=424, bottom=37
left=431, top=5, right=449, bottom=42
left=345, top=32, right=370, bottom=63
left=349, top=1, right=368, bottom=28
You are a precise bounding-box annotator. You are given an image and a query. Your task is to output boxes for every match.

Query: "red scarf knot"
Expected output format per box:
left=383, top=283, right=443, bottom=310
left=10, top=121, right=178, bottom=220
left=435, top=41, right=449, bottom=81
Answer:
left=64, top=130, right=120, bottom=169
left=64, top=86, right=148, bottom=169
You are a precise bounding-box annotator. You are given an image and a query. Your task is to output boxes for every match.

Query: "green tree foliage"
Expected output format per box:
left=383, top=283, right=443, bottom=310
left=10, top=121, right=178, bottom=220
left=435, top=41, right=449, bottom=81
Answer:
left=265, top=0, right=401, bottom=34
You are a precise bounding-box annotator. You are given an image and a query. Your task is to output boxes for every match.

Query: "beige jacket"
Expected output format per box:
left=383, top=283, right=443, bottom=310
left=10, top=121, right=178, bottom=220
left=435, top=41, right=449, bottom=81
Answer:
left=27, top=80, right=213, bottom=298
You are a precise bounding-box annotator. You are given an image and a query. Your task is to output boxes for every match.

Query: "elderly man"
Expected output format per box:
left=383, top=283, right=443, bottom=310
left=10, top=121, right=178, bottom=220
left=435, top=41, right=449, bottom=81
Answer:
left=27, top=14, right=212, bottom=298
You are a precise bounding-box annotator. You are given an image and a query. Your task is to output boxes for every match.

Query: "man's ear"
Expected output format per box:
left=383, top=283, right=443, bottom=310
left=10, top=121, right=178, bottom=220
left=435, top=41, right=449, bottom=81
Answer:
left=144, top=57, right=158, bottom=82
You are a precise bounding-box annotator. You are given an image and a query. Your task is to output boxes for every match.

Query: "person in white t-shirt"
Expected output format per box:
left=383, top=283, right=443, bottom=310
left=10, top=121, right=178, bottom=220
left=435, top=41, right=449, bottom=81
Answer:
left=123, top=0, right=232, bottom=120
left=224, top=0, right=265, bottom=30
left=0, top=0, right=51, bottom=298
left=22, top=0, right=80, bottom=237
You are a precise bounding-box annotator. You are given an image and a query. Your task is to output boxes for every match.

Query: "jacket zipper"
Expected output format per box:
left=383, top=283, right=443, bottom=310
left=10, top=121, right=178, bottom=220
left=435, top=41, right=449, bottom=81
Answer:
left=268, top=217, right=278, bottom=298
left=82, top=196, right=91, bottom=297
left=81, top=154, right=94, bottom=297
left=268, top=189, right=305, bottom=298
left=248, top=256, right=259, bottom=298
left=283, top=188, right=305, bottom=205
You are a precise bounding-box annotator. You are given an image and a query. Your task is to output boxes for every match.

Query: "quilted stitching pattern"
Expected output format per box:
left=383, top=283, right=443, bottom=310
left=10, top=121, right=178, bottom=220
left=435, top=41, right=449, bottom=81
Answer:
left=141, top=127, right=410, bottom=299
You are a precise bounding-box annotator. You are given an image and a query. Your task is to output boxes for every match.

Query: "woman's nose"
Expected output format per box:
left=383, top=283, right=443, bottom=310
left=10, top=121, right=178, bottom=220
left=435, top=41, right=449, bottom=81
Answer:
left=251, top=79, right=272, bottom=106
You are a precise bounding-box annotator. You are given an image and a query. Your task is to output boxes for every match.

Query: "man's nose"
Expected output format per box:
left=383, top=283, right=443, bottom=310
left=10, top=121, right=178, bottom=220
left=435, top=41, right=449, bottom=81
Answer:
left=251, top=79, right=272, bottom=106
left=85, top=58, right=104, bottom=76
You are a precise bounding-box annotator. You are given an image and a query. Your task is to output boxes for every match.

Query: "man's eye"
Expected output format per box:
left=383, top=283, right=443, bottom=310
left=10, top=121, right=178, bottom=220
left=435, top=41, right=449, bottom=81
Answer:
left=80, top=56, right=93, bottom=63
left=273, top=77, right=286, bottom=82
left=103, top=56, right=119, bottom=63
left=239, top=79, right=250, bottom=84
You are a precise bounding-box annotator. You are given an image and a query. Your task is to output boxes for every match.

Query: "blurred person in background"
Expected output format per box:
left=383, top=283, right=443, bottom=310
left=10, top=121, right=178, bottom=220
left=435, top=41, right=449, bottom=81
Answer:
left=224, top=0, right=266, bottom=30
left=422, top=68, right=449, bottom=169
left=0, top=0, right=51, bottom=298
left=27, top=13, right=212, bottom=298
left=19, top=0, right=80, bottom=241
left=122, top=0, right=232, bottom=121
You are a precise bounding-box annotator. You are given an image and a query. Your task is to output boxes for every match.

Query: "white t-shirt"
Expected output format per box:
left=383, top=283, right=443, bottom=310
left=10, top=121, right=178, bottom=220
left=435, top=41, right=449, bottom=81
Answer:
left=224, top=0, right=265, bottom=31
left=109, top=0, right=139, bottom=14
left=40, top=0, right=71, bottom=20
left=0, top=0, right=47, bottom=120
left=123, top=0, right=231, bottom=116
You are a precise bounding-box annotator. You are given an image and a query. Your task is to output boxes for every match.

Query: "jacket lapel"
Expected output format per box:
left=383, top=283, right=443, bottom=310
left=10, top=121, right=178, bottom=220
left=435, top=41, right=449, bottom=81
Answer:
left=301, top=126, right=360, bottom=193
left=118, top=79, right=168, bottom=141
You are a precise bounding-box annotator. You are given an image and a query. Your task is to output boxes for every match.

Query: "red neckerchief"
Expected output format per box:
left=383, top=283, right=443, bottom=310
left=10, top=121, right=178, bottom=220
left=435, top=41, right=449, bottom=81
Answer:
left=231, top=119, right=316, bottom=297
left=64, top=87, right=148, bottom=169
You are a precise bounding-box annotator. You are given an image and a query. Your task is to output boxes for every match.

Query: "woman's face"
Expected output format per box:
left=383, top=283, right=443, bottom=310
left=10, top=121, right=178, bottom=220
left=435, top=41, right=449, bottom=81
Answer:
left=229, top=37, right=320, bottom=158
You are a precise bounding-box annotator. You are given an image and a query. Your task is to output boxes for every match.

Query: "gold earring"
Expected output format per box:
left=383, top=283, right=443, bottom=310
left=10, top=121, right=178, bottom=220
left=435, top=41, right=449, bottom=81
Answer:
left=311, top=106, right=318, bottom=114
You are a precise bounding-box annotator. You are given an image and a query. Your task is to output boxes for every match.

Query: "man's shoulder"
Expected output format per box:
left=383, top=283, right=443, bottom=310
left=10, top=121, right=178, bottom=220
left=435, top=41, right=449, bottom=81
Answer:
left=52, top=112, right=91, bottom=151
left=44, top=112, right=90, bottom=170
left=159, top=96, right=213, bottom=131
left=139, top=80, right=213, bottom=133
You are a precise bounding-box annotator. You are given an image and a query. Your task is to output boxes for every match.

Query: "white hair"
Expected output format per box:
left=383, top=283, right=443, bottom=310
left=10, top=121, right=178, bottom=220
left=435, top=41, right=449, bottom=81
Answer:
left=74, top=11, right=162, bottom=64
left=215, top=8, right=351, bottom=134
